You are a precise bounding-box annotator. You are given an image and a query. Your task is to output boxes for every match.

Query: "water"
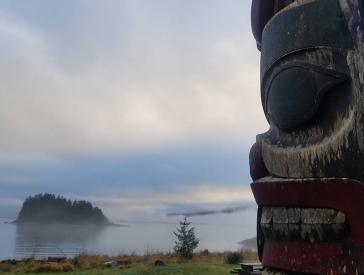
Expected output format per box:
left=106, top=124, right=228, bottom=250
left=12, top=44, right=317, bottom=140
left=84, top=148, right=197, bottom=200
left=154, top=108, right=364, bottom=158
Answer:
left=0, top=210, right=257, bottom=260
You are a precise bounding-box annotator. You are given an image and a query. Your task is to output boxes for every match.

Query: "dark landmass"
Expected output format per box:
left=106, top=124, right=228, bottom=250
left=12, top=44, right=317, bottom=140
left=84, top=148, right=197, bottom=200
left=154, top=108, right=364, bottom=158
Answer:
left=15, top=193, right=110, bottom=225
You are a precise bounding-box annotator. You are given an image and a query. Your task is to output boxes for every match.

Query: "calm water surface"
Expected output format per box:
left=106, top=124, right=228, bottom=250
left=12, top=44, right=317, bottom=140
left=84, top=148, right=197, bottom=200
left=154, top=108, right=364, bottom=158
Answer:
left=0, top=210, right=256, bottom=260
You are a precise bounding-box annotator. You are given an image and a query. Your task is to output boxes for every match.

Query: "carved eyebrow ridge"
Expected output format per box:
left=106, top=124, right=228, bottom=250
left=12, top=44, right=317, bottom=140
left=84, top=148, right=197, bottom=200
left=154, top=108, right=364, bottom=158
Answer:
left=251, top=0, right=294, bottom=49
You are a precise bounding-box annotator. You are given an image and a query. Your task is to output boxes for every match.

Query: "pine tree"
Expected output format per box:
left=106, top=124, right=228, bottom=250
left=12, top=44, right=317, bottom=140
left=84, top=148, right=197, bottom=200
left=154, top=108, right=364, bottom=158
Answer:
left=173, top=217, right=199, bottom=259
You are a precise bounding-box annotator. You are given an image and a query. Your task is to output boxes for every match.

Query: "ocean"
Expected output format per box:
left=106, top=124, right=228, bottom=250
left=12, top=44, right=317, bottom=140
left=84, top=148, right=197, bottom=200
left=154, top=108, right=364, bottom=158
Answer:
left=0, top=209, right=257, bottom=260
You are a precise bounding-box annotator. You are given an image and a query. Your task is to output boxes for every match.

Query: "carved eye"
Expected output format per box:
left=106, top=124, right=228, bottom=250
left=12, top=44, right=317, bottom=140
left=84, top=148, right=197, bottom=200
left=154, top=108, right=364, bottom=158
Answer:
left=264, top=63, right=349, bottom=130
left=251, top=0, right=294, bottom=49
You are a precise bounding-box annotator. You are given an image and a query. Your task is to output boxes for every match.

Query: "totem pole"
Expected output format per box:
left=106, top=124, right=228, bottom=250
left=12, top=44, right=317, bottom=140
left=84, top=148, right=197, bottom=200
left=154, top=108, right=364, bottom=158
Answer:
left=250, top=0, right=364, bottom=274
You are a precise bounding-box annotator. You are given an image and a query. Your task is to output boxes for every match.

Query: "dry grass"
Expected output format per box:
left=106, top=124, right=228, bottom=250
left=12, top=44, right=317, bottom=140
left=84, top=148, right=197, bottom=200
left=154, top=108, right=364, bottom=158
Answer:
left=0, top=250, right=258, bottom=273
left=72, top=249, right=258, bottom=267
left=0, top=258, right=75, bottom=273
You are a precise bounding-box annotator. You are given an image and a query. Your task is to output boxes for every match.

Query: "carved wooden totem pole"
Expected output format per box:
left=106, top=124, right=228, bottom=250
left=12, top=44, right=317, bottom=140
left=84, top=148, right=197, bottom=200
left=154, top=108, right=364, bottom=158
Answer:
left=250, top=0, right=364, bottom=274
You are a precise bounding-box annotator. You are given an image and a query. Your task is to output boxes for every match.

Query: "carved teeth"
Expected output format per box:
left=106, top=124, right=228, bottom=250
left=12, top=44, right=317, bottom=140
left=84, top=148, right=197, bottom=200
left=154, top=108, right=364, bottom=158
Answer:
left=260, top=207, right=348, bottom=242
left=261, top=207, right=346, bottom=225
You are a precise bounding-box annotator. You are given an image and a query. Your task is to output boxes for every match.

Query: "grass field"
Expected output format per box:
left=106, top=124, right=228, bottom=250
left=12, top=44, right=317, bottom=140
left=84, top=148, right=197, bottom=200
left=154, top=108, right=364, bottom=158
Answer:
left=0, top=251, right=257, bottom=274
left=0, top=263, right=234, bottom=275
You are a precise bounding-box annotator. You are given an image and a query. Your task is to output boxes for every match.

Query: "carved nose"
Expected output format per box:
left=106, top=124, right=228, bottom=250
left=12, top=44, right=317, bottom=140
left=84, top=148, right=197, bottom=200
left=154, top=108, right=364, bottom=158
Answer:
left=264, top=64, right=349, bottom=130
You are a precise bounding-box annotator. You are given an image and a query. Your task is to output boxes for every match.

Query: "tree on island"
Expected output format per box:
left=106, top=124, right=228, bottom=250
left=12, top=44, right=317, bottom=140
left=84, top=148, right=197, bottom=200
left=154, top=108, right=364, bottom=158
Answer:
left=173, top=217, right=199, bottom=259
left=16, top=193, right=109, bottom=225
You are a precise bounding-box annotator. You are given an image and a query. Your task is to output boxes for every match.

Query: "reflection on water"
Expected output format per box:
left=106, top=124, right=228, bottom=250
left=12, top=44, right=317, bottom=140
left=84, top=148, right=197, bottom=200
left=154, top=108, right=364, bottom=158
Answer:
left=15, top=224, right=105, bottom=259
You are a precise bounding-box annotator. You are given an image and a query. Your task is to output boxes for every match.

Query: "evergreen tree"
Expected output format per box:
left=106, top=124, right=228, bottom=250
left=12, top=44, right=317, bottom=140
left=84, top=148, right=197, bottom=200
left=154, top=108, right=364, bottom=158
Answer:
left=173, top=217, right=199, bottom=259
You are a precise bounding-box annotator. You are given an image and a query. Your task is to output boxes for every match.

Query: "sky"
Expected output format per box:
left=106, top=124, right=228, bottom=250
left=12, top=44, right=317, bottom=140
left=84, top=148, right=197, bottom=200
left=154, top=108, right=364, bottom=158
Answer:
left=0, top=0, right=268, bottom=221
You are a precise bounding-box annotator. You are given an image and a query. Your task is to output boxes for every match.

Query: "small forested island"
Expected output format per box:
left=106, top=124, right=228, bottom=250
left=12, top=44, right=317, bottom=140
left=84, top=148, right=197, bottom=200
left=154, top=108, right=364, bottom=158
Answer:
left=15, top=193, right=109, bottom=225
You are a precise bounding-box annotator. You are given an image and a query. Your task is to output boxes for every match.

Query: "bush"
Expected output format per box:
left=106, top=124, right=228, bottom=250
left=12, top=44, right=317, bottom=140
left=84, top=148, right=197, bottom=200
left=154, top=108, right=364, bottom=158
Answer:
left=224, top=252, right=241, bottom=264
left=173, top=217, right=199, bottom=259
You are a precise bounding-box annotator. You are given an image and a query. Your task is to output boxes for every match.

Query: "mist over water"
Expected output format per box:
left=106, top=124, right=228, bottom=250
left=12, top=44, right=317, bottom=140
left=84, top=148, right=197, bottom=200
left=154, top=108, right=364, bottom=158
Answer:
left=0, top=209, right=257, bottom=260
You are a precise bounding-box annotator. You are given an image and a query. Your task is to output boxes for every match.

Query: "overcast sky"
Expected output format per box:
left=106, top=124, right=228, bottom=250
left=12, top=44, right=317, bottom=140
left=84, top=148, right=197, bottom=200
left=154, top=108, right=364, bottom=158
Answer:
left=0, top=0, right=268, bottom=221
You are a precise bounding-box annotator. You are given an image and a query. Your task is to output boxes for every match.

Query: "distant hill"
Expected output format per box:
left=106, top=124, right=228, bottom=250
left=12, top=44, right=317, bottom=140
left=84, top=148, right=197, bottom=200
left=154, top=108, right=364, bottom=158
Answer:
left=239, top=237, right=257, bottom=251
left=16, top=193, right=109, bottom=225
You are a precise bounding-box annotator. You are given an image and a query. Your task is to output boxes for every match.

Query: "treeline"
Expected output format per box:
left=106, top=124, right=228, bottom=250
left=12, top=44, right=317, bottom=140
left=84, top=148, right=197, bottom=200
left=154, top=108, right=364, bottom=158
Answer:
left=16, top=193, right=109, bottom=225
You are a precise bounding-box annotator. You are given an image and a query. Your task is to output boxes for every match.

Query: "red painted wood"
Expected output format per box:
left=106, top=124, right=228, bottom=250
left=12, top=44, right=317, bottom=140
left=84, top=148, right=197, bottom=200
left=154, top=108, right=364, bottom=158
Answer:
left=251, top=178, right=364, bottom=274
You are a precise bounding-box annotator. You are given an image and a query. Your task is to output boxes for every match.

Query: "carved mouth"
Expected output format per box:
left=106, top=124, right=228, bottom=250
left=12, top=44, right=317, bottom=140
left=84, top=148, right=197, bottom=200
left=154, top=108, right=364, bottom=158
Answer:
left=251, top=178, right=364, bottom=275
left=260, top=207, right=348, bottom=243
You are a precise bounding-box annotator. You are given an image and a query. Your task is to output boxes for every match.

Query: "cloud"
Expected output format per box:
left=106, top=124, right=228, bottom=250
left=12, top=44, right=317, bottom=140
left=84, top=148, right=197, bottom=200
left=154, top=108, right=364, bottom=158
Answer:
left=74, top=185, right=255, bottom=219
left=0, top=172, right=37, bottom=185
left=87, top=185, right=254, bottom=205
left=0, top=1, right=267, bottom=155
left=167, top=205, right=253, bottom=217
left=0, top=198, right=22, bottom=206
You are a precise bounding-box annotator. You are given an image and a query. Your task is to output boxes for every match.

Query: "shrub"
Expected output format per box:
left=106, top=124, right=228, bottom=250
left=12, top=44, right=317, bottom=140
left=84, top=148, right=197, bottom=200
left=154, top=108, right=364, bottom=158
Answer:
left=224, top=252, right=241, bottom=264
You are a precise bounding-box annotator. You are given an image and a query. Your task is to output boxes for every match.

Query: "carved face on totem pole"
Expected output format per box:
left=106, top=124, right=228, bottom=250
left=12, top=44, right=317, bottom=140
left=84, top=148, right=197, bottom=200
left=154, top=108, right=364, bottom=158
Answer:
left=250, top=0, right=364, bottom=273
left=251, top=0, right=364, bottom=181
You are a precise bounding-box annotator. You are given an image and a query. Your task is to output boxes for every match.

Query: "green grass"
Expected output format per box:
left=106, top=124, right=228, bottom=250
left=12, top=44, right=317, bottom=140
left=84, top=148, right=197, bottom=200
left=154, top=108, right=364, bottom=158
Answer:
left=0, top=263, right=233, bottom=275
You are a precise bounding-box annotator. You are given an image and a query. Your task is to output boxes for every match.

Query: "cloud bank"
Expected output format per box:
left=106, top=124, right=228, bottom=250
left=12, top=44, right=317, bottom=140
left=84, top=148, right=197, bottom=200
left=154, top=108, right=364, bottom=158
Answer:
left=0, top=1, right=267, bottom=154
left=0, top=0, right=267, bottom=219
